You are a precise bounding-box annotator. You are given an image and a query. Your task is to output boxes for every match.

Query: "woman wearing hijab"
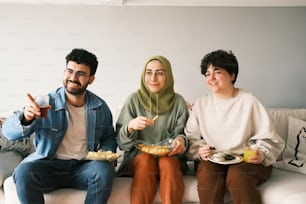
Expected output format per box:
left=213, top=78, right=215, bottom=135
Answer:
left=116, top=55, right=189, bottom=204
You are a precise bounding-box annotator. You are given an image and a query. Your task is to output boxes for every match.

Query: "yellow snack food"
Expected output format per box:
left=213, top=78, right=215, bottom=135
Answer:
left=136, top=143, right=171, bottom=156
left=152, top=115, right=159, bottom=122
left=86, top=150, right=121, bottom=161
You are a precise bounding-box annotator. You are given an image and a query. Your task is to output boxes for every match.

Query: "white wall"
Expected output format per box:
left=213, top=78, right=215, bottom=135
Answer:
left=0, top=5, right=305, bottom=113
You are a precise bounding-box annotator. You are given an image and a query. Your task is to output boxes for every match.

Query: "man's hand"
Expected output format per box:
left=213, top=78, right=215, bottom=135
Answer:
left=23, top=93, right=51, bottom=122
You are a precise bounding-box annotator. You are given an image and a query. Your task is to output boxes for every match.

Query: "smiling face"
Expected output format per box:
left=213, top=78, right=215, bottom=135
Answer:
left=63, top=61, right=95, bottom=96
left=204, top=64, right=235, bottom=96
left=144, top=60, right=166, bottom=93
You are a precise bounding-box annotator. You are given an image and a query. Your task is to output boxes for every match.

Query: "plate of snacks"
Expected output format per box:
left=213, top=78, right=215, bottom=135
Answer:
left=86, top=150, right=121, bottom=161
left=208, top=150, right=243, bottom=165
left=135, top=138, right=173, bottom=156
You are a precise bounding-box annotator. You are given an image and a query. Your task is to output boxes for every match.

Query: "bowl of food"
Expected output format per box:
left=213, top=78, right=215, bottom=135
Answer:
left=135, top=138, right=173, bottom=156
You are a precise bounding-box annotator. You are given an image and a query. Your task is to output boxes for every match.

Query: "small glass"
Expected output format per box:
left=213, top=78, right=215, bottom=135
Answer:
left=35, top=95, right=50, bottom=118
left=243, top=143, right=258, bottom=163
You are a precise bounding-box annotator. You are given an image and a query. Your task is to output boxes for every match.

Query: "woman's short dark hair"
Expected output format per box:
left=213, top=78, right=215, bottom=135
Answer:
left=65, top=48, right=98, bottom=76
left=200, top=49, right=239, bottom=84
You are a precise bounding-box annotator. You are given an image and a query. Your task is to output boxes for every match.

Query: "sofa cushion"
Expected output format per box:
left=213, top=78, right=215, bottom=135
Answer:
left=267, top=109, right=306, bottom=142
left=0, top=118, right=34, bottom=187
left=0, top=151, right=22, bottom=187
left=267, top=108, right=306, bottom=160
left=0, top=122, right=34, bottom=158
left=274, top=116, right=306, bottom=174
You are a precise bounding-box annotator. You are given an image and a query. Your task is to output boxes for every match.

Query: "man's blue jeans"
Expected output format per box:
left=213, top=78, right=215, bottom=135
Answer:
left=13, top=159, right=116, bottom=204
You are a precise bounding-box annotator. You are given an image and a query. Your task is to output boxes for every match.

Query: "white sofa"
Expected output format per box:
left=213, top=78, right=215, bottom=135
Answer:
left=1, top=108, right=306, bottom=204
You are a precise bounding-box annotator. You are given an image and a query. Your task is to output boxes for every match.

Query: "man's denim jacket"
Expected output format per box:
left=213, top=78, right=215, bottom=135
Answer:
left=2, top=87, right=117, bottom=163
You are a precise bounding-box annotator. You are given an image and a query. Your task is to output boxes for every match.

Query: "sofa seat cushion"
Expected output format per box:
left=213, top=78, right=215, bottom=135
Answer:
left=4, top=166, right=306, bottom=204
left=4, top=173, right=228, bottom=204
left=278, top=192, right=306, bottom=204
left=259, top=168, right=306, bottom=204
left=44, top=189, right=86, bottom=203
left=4, top=176, right=87, bottom=204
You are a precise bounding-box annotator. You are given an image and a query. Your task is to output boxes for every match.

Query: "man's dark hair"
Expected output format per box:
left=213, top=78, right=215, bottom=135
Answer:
left=65, top=48, right=98, bottom=76
left=201, top=49, right=239, bottom=84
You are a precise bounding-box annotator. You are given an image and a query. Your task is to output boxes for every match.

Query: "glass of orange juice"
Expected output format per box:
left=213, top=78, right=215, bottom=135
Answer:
left=243, top=143, right=258, bottom=163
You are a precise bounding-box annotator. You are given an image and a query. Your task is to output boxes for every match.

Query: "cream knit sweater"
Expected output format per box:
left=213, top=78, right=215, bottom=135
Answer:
left=185, top=89, right=285, bottom=166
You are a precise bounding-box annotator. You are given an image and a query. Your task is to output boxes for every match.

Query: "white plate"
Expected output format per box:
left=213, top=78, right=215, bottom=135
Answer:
left=208, top=154, right=243, bottom=165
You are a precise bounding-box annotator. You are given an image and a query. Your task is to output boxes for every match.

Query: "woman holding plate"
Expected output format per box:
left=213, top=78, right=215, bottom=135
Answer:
left=116, top=55, right=189, bottom=204
left=185, top=49, right=285, bottom=204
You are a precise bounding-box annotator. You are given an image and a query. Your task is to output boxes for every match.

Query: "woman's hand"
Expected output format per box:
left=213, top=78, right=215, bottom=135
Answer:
left=198, top=144, right=215, bottom=161
left=169, top=136, right=186, bottom=156
left=127, top=116, right=153, bottom=134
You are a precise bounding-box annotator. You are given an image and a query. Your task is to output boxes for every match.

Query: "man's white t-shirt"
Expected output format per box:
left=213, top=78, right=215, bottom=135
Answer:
left=56, top=103, right=87, bottom=160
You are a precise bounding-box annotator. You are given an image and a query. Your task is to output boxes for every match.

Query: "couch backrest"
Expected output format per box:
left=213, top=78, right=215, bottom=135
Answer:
left=267, top=108, right=306, bottom=142
left=112, top=108, right=306, bottom=142
left=112, top=108, right=306, bottom=144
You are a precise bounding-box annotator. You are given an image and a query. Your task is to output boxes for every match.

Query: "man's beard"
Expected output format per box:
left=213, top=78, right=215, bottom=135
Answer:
left=64, top=80, right=88, bottom=96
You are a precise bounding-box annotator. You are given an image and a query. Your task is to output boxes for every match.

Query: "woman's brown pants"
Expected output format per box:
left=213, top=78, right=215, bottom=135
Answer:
left=125, top=153, right=185, bottom=204
left=196, top=161, right=272, bottom=204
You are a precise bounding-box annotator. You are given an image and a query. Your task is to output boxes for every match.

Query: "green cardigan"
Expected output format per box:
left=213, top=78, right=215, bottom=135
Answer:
left=116, top=92, right=189, bottom=176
